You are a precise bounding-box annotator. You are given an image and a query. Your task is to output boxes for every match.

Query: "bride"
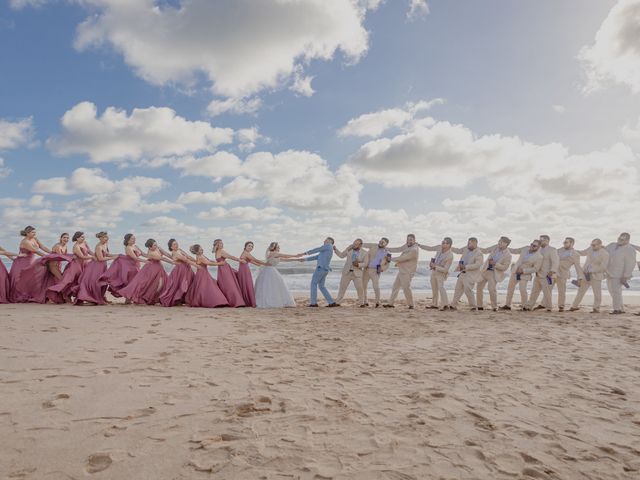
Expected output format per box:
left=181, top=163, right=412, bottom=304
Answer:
left=254, top=242, right=302, bottom=308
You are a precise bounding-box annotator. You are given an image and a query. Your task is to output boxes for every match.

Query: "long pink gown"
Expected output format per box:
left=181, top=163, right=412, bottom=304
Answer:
left=0, top=260, right=10, bottom=304
left=46, top=245, right=90, bottom=304
left=17, top=253, right=74, bottom=304
left=98, top=252, right=141, bottom=298
left=9, top=248, right=39, bottom=302
left=159, top=262, right=194, bottom=307
left=119, top=259, right=168, bottom=305
left=185, top=264, right=228, bottom=308
left=216, top=257, right=246, bottom=307
left=76, top=255, right=109, bottom=305
left=236, top=262, right=256, bottom=308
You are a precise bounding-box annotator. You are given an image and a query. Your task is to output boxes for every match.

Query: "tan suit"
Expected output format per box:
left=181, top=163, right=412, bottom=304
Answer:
left=334, top=247, right=369, bottom=305
left=387, top=244, right=419, bottom=307
left=527, top=245, right=560, bottom=309
left=571, top=248, right=609, bottom=310
left=450, top=247, right=484, bottom=308
left=362, top=243, right=390, bottom=305
left=422, top=247, right=454, bottom=308
left=556, top=248, right=584, bottom=310
left=605, top=243, right=637, bottom=311
left=505, top=249, right=543, bottom=307
left=476, top=247, right=512, bottom=310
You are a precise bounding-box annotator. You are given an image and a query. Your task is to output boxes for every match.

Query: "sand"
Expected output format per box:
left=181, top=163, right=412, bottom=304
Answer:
left=1, top=295, right=639, bottom=480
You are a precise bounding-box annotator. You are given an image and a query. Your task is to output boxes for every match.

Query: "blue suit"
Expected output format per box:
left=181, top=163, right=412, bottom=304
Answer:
left=305, top=244, right=334, bottom=305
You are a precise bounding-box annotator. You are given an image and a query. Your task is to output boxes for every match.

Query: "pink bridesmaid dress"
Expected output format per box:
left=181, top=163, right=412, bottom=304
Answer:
left=185, top=265, right=228, bottom=308
left=236, top=262, right=256, bottom=308
left=76, top=256, right=109, bottom=305
left=46, top=245, right=90, bottom=304
left=159, top=262, right=195, bottom=307
left=215, top=258, right=246, bottom=307
left=119, top=259, right=168, bottom=305
left=98, top=252, right=141, bottom=298
left=8, top=248, right=39, bottom=302
left=0, top=260, right=10, bottom=304
left=16, top=253, right=74, bottom=304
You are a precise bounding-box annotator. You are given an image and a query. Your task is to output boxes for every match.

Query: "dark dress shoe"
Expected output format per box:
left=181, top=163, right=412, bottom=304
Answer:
left=308, top=304, right=319, bottom=307
left=383, top=304, right=394, bottom=308
left=327, top=303, right=339, bottom=307
left=499, top=305, right=511, bottom=311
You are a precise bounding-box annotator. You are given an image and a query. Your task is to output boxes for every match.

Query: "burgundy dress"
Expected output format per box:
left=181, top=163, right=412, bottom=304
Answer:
left=98, top=251, right=141, bottom=298
left=236, top=261, right=256, bottom=308
left=76, top=254, right=109, bottom=305
left=119, top=259, right=168, bottom=305
left=185, top=264, right=228, bottom=308
left=0, top=260, right=10, bottom=304
left=159, top=262, right=194, bottom=307
left=46, top=245, right=90, bottom=304
left=8, top=248, right=39, bottom=303
left=215, top=257, right=245, bottom=307
left=19, top=252, right=74, bottom=304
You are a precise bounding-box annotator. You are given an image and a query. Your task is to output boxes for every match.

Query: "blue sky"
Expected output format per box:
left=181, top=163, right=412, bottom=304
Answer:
left=1, top=0, right=639, bottom=254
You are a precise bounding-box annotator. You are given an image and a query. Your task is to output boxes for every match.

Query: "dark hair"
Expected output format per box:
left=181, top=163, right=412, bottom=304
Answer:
left=72, top=231, right=84, bottom=242
left=499, top=236, right=511, bottom=246
left=95, top=231, right=108, bottom=239
left=144, top=238, right=156, bottom=249
left=532, top=239, right=541, bottom=246
left=565, top=237, right=575, bottom=245
left=326, top=237, right=335, bottom=244
left=189, top=244, right=201, bottom=255
left=354, top=238, right=363, bottom=244
left=540, top=235, right=550, bottom=241
left=244, top=241, right=254, bottom=250
left=407, top=234, right=416, bottom=240
left=468, top=237, right=478, bottom=243
left=20, top=225, right=35, bottom=236
left=60, top=232, right=69, bottom=242
left=268, top=242, right=279, bottom=252
left=620, top=232, right=631, bottom=240
left=443, top=237, right=453, bottom=245
left=213, top=239, right=223, bottom=250
left=593, top=238, right=603, bottom=245
left=381, top=237, right=389, bottom=243
left=123, top=233, right=134, bottom=246
left=168, top=238, right=177, bottom=249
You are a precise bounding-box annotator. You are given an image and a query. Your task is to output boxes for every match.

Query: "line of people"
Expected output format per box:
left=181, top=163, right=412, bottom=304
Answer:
left=302, top=232, right=639, bottom=315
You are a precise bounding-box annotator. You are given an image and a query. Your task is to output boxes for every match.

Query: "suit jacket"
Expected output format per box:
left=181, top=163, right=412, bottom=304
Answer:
left=428, top=248, right=454, bottom=280
left=536, top=245, right=560, bottom=276
left=605, top=243, right=636, bottom=279
left=363, top=243, right=390, bottom=273
left=557, top=248, right=584, bottom=280
left=334, top=247, right=369, bottom=278
left=388, top=244, right=419, bottom=275
left=481, top=247, right=512, bottom=283
left=513, top=249, right=543, bottom=281
left=581, top=248, right=610, bottom=281
left=451, top=247, right=484, bottom=282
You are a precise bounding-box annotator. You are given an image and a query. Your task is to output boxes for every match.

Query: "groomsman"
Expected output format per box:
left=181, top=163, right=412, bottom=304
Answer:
left=333, top=239, right=369, bottom=307
left=362, top=237, right=390, bottom=307
left=556, top=237, right=584, bottom=312
left=476, top=236, right=512, bottom=311
left=418, top=237, right=454, bottom=310
left=384, top=234, right=419, bottom=309
left=500, top=240, right=543, bottom=310
left=525, top=235, right=559, bottom=311
left=569, top=239, right=608, bottom=313
left=449, top=237, right=484, bottom=311
left=605, top=232, right=636, bottom=314
left=301, top=237, right=338, bottom=308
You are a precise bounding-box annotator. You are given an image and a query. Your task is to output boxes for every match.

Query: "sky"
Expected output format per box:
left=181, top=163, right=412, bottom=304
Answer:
left=1, top=0, right=640, bottom=255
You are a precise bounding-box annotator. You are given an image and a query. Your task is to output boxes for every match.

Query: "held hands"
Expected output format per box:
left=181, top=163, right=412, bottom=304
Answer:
left=429, top=261, right=436, bottom=270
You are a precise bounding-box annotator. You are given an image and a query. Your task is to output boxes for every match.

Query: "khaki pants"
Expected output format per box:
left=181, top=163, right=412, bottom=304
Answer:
left=476, top=270, right=498, bottom=309
left=430, top=272, right=448, bottom=307
left=556, top=276, right=569, bottom=310
left=505, top=274, right=532, bottom=307
left=527, top=275, right=553, bottom=309
left=451, top=273, right=476, bottom=308
left=388, top=272, right=414, bottom=307
left=571, top=278, right=602, bottom=310
left=335, top=271, right=364, bottom=305
left=607, top=277, right=624, bottom=311
left=362, top=268, right=381, bottom=305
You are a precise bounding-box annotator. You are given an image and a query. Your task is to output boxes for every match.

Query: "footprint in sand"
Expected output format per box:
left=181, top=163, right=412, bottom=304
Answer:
left=113, top=352, right=127, bottom=358
left=85, top=453, right=112, bottom=474
left=124, top=338, right=138, bottom=344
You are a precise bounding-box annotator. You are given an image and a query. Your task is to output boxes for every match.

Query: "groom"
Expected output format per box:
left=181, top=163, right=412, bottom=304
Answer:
left=300, top=237, right=338, bottom=308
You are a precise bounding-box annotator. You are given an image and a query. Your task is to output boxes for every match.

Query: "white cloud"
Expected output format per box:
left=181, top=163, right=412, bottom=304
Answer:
left=197, top=206, right=283, bottom=222
left=622, top=115, right=640, bottom=140
left=407, top=0, right=429, bottom=20
left=0, top=158, right=12, bottom=179
left=0, top=117, right=34, bottom=150
left=47, top=102, right=234, bottom=163
left=552, top=104, right=566, bottom=114
left=207, top=97, right=263, bottom=117
left=338, top=99, right=443, bottom=138
left=579, top=0, right=640, bottom=94
left=236, top=127, right=266, bottom=153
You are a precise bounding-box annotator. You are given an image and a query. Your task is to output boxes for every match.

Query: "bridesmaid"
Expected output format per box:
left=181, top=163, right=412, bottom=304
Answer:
left=0, top=246, right=18, bottom=304
left=237, top=241, right=266, bottom=308
left=10, top=225, right=51, bottom=302
left=47, top=232, right=94, bottom=304
left=119, top=239, right=173, bottom=305
left=159, top=239, right=198, bottom=307
left=213, top=239, right=246, bottom=307
left=185, top=244, right=228, bottom=308
left=76, top=232, right=117, bottom=305
left=98, top=233, right=146, bottom=300
left=45, top=233, right=71, bottom=280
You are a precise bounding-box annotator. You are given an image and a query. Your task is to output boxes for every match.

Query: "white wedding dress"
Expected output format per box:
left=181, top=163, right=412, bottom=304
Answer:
left=254, top=256, right=296, bottom=308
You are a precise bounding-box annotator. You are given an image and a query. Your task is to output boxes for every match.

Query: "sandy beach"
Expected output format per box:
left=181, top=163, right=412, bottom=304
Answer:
left=1, top=296, right=639, bottom=480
